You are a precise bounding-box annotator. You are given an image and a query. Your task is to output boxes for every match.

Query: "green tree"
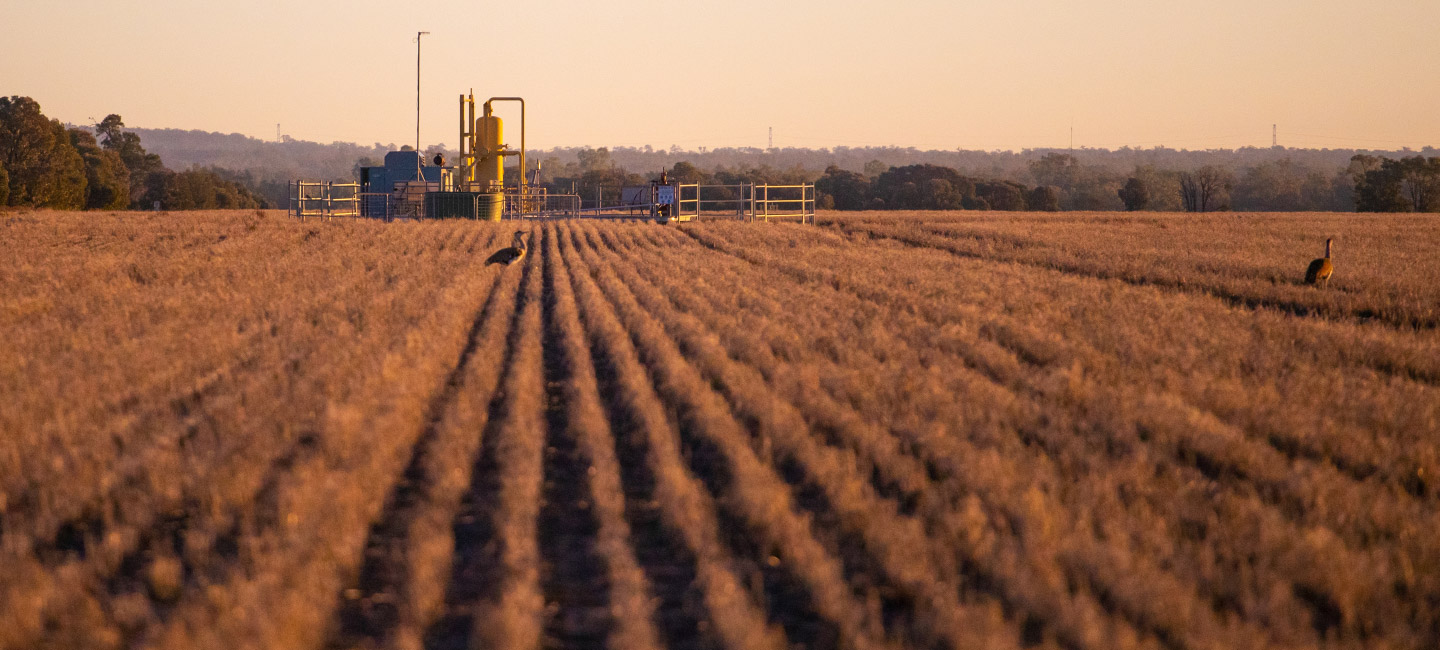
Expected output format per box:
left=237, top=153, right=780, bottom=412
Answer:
left=96, top=114, right=125, bottom=149
left=1231, top=159, right=1335, bottom=211
left=1353, top=156, right=1409, bottom=212
left=873, top=164, right=974, bottom=210
left=1028, top=152, right=1078, bottom=188
left=96, top=114, right=164, bottom=206
left=1131, top=165, right=1182, bottom=211
left=926, top=178, right=964, bottom=209
left=1028, top=185, right=1060, bottom=211
left=577, top=147, right=613, bottom=172
left=138, top=168, right=264, bottom=210
left=1029, top=152, right=1123, bottom=210
left=667, top=161, right=710, bottom=185
left=0, top=162, right=8, bottom=205
left=1400, top=156, right=1440, bottom=212
left=815, top=165, right=871, bottom=210
left=976, top=181, right=1028, bottom=211
left=1118, top=177, right=1150, bottom=211
left=0, top=96, right=86, bottom=208
left=69, top=129, right=129, bottom=209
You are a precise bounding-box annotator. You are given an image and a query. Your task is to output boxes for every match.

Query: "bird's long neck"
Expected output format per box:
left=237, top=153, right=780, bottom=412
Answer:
left=1324, top=240, right=1332, bottom=259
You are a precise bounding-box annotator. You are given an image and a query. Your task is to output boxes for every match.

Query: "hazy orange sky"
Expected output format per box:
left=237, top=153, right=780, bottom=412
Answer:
left=4, top=0, right=1438, bottom=152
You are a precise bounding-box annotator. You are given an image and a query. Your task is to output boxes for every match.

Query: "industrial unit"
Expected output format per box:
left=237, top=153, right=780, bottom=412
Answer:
left=289, top=93, right=815, bottom=224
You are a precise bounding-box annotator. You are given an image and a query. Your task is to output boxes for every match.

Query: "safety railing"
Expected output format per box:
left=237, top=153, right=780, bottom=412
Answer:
left=504, top=190, right=582, bottom=218
left=289, top=181, right=360, bottom=219
left=674, top=183, right=815, bottom=223
left=293, top=180, right=813, bottom=223
left=674, top=183, right=754, bottom=220
left=750, top=183, right=816, bottom=224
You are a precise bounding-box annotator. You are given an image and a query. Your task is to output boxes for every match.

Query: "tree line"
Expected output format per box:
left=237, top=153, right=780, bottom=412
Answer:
left=115, top=124, right=1440, bottom=214
left=809, top=152, right=1439, bottom=213
left=0, top=96, right=266, bottom=210
left=5, top=95, right=1436, bottom=213
left=522, top=148, right=1438, bottom=213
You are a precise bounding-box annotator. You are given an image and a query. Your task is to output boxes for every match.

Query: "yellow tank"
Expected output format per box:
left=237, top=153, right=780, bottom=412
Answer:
left=476, top=113, right=503, bottom=190
left=479, top=192, right=503, bottom=221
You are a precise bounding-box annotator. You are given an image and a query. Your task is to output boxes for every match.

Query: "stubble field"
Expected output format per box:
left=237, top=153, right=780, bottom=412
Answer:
left=1, top=208, right=1438, bottom=650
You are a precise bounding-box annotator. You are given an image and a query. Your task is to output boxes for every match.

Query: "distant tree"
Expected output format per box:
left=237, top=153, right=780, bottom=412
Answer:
left=976, top=181, right=1027, bottom=210
left=1028, top=185, right=1061, bottom=211
left=1029, top=151, right=1123, bottom=210
left=1400, top=156, right=1440, bottom=212
left=0, top=97, right=85, bottom=208
left=1028, top=152, right=1078, bottom=188
left=1131, top=165, right=1182, bottom=211
left=69, top=129, right=130, bottom=210
left=668, top=161, right=709, bottom=185
left=925, top=178, right=964, bottom=209
left=873, top=164, right=975, bottom=210
left=815, top=165, right=871, bottom=210
left=1118, top=177, right=1150, bottom=211
left=577, top=147, right=613, bottom=172
left=961, top=195, right=989, bottom=210
left=96, top=114, right=125, bottom=149
left=94, top=114, right=164, bottom=206
left=863, top=159, right=889, bottom=177
left=1353, top=156, right=1409, bottom=212
left=139, top=167, right=264, bottom=210
left=1231, top=158, right=1335, bottom=211
left=0, top=163, right=8, bottom=205
left=1178, top=165, right=1232, bottom=212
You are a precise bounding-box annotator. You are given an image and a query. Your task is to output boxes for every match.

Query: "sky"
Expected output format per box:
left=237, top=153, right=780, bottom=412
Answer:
left=3, top=0, right=1438, bottom=152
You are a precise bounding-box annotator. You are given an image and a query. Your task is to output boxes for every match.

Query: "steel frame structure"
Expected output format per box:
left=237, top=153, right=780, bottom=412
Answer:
left=288, top=181, right=360, bottom=220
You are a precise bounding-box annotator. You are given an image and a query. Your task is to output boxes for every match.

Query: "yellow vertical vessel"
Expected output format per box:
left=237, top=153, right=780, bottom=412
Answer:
left=459, top=93, right=524, bottom=221
left=476, top=109, right=504, bottom=220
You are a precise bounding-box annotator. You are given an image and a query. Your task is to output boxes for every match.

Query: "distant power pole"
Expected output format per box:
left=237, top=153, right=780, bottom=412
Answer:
left=768, top=126, right=773, bottom=150
left=1273, top=124, right=1278, bottom=147
left=1069, top=117, right=1074, bottom=151
left=277, top=124, right=281, bottom=142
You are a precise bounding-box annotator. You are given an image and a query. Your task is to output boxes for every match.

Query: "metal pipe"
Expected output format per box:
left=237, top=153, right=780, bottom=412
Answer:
left=484, top=97, right=525, bottom=197
left=458, top=93, right=465, bottom=179
left=415, top=31, right=429, bottom=179
left=467, top=92, right=475, bottom=189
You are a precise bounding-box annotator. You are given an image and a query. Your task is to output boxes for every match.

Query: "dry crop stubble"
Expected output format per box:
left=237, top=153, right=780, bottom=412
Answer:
left=615, top=224, right=1252, bottom=650
left=680, top=217, right=1439, bottom=645
left=2, top=209, right=1438, bottom=650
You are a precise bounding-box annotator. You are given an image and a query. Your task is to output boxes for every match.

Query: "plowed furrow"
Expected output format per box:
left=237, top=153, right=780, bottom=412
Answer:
left=330, top=246, right=521, bottom=650
left=666, top=224, right=1435, bottom=647
left=560, top=227, right=785, bottom=650
left=460, top=227, right=547, bottom=650
left=586, top=225, right=1021, bottom=650
left=422, top=230, right=544, bottom=650
left=837, top=221, right=1439, bottom=331
left=542, top=224, right=663, bottom=650
left=568, top=224, right=893, bottom=650
left=537, top=224, right=614, bottom=649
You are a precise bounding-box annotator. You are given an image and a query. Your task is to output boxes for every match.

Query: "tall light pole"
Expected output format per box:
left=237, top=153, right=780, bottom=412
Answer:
left=416, top=31, right=430, bottom=176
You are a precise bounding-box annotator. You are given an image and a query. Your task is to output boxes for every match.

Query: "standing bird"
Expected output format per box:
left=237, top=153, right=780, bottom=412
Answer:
left=486, top=230, right=530, bottom=266
left=1305, top=237, right=1334, bottom=287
